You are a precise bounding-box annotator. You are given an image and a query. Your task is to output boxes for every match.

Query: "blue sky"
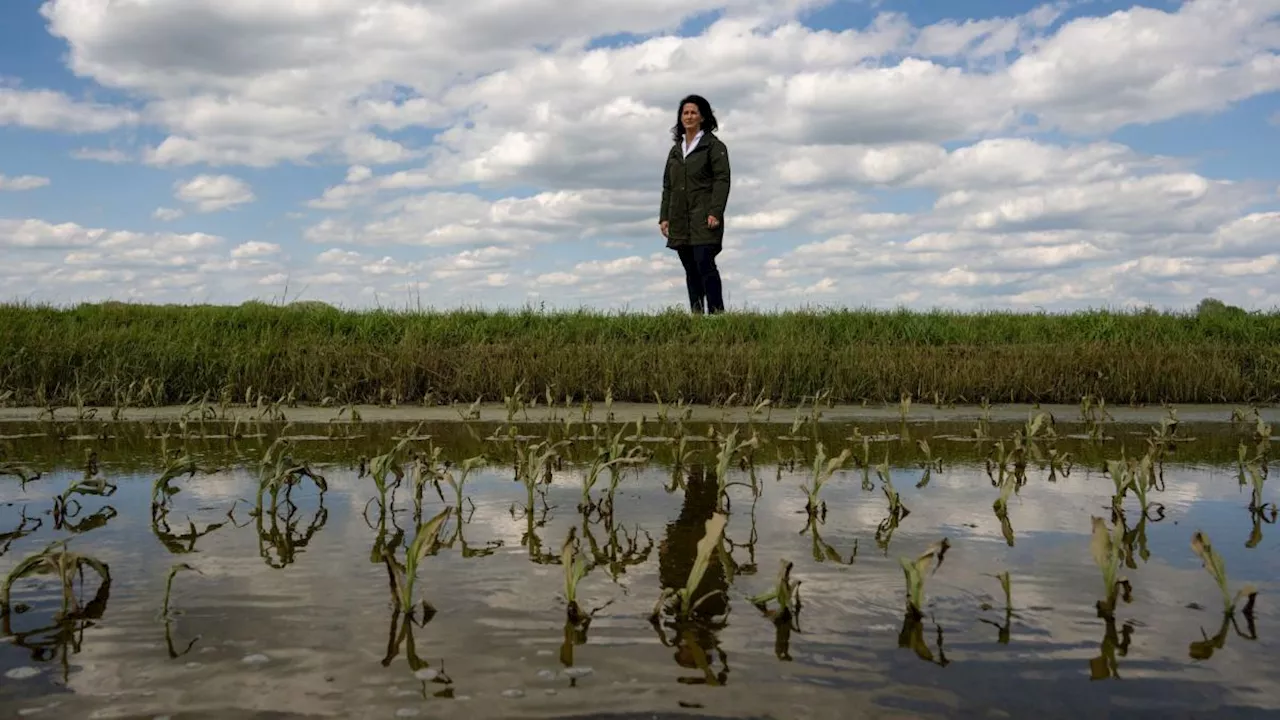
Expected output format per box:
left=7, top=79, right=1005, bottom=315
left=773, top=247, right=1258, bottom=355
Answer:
left=2, top=0, right=1279, bottom=311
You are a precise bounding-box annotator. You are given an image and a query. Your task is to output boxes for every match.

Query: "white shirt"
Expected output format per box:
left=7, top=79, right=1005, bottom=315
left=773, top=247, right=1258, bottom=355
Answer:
left=681, top=130, right=703, bottom=159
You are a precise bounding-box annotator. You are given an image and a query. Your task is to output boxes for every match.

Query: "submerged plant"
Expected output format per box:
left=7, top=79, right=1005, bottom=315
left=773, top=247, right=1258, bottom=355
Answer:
left=56, top=451, right=118, bottom=519
left=712, top=427, right=759, bottom=505
left=1106, top=449, right=1164, bottom=520
left=1238, top=461, right=1273, bottom=515
left=580, top=427, right=647, bottom=512
left=1044, top=447, right=1074, bottom=481
left=150, top=453, right=202, bottom=515
left=1, top=540, right=111, bottom=616
left=435, top=454, right=485, bottom=518
left=383, top=507, right=453, bottom=617
left=1147, top=406, right=1181, bottom=450
left=363, top=431, right=421, bottom=509
left=916, top=438, right=942, bottom=474
left=1190, top=531, right=1257, bottom=617
left=256, top=438, right=327, bottom=513
left=651, top=513, right=729, bottom=621
left=899, top=538, right=950, bottom=618
left=561, top=527, right=592, bottom=625
left=1022, top=411, right=1056, bottom=441
left=748, top=559, right=802, bottom=624
left=1089, top=516, right=1131, bottom=617
left=800, top=443, right=851, bottom=517
left=877, top=456, right=910, bottom=521
left=972, top=397, right=993, bottom=440
left=1081, top=394, right=1113, bottom=441
left=991, top=468, right=1018, bottom=547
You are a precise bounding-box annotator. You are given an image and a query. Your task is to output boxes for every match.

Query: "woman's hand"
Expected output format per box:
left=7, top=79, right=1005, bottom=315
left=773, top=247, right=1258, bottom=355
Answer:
left=660, top=220, right=669, bottom=238
left=707, top=215, right=719, bottom=229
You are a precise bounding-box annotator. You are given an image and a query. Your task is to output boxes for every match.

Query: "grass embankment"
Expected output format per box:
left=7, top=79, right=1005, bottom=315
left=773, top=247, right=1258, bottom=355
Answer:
left=1, top=301, right=1278, bottom=407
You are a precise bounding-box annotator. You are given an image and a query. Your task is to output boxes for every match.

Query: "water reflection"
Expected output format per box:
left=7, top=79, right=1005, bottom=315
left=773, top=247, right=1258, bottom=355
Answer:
left=0, top=417, right=1276, bottom=718
left=151, top=498, right=230, bottom=554
left=898, top=612, right=949, bottom=667
left=1, top=543, right=112, bottom=682
left=0, top=509, right=42, bottom=556
left=252, top=492, right=328, bottom=568
left=657, top=465, right=728, bottom=619
left=653, top=464, right=731, bottom=686
left=1189, top=611, right=1258, bottom=661
left=1089, top=612, right=1135, bottom=680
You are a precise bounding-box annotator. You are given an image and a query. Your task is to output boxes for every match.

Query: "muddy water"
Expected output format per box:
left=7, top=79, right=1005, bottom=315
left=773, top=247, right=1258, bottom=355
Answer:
left=0, top=416, right=1276, bottom=719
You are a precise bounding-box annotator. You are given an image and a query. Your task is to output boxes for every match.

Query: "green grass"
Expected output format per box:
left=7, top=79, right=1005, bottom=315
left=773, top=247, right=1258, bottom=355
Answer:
left=2, top=300, right=1279, bottom=406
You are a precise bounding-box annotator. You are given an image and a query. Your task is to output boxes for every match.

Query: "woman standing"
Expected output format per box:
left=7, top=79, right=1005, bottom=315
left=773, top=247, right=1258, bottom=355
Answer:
left=659, top=94, right=731, bottom=315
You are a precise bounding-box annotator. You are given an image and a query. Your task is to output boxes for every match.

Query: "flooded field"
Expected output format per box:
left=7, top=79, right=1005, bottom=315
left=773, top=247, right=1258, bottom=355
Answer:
left=0, top=407, right=1276, bottom=719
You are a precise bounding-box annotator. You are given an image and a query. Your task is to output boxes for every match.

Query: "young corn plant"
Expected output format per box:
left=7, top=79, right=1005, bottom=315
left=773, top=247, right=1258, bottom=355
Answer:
left=255, top=438, right=327, bottom=515
left=748, top=559, right=802, bottom=624
left=1238, top=461, right=1273, bottom=516
left=1253, top=412, right=1273, bottom=443
left=503, top=380, right=528, bottom=424
left=438, top=455, right=487, bottom=520
left=1149, top=407, right=1180, bottom=448
left=1090, top=516, right=1132, bottom=617
left=56, top=451, right=118, bottom=519
left=601, top=432, right=649, bottom=510
left=1, top=540, right=111, bottom=617
left=800, top=443, right=852, bottom=518
left=915, top=439, right=942, bottom=486
left=992, top=466, right=1018, bottom=516
left=408, top=443, right=446, bottom=517
left=972, top=398, right=993, bottom=441
left=561, top=527, right=594, bottom=626
left=383, top=507, right=453, bottom=619
left=150, top=453, right=202, bottom=516
left=877, top=455, right=910, bottom=522
left=991, top=469, right=1018, bottom=547
left=1190, top=531, right=1257, bottom=617
left=1106, top=448, right=1164, bottom=521
left=651, top=513, right=729, bottom=622
left=712, top=427, right=759, bottom=510
left=513, top=438, right=567, bottom=511
left=578, top=428, right=644, bottom=512
left=1044, top=447, right=1074, bottom=481
left=899, top=538, right=950, bottom=619
left=1080, top=394, right=1113, bottom=441
left=665, top=430, right=696, bottom=493
left=363, top=428, right=428, bottom=510
left=858, top=435, right=875, bottom=491
left=1022, top=411, right=1056, bottom=441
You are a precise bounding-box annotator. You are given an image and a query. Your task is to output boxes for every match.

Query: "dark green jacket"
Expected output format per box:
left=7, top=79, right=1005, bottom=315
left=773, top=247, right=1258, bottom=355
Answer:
left=660, top=131, right=731, bottom=248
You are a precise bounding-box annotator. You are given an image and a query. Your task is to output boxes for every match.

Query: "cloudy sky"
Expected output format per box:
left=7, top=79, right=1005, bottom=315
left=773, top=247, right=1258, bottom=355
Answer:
left=2, top=0, right=1279, bottom=312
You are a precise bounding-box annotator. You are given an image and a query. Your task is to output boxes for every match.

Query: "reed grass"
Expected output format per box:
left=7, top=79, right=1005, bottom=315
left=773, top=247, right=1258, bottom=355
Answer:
left=3, top=301, right=1280, bottom=406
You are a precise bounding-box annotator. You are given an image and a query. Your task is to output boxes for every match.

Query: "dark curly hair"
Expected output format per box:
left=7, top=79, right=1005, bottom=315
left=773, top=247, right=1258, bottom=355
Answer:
left=670, top=94, right=718, bottom=142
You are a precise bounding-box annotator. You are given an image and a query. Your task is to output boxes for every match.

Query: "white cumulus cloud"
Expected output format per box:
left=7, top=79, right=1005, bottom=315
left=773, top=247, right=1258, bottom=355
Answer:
left=173, top=174, right=255, bottom=213
left=0, top=0, right=1275, bottom=310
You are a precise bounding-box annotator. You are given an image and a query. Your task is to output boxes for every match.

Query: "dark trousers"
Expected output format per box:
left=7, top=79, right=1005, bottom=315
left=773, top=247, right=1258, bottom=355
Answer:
left=676, top=244, right=724, bottom=314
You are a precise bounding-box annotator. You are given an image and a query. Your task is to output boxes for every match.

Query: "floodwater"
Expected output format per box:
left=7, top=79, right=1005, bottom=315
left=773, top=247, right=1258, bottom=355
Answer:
left=0, top=413, right=1277, bottom=719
